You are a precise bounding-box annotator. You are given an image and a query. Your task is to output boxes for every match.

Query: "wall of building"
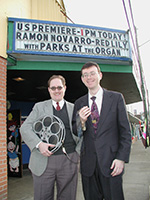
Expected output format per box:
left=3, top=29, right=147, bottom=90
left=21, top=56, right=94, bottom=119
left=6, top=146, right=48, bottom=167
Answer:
left=31, top=0, right=67, bottom=22
left=0, top=0, right=31, bottom=58
left=0, top=0, right=66, bottom=58
left=0, top=57, right=7, bottom=200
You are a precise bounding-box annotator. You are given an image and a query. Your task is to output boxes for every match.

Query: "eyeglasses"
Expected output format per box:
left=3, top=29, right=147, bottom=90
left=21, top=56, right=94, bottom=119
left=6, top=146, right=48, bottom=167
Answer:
left=82, top=71, right=98, bottom=78
left=50, top=86, right=63, bottom=91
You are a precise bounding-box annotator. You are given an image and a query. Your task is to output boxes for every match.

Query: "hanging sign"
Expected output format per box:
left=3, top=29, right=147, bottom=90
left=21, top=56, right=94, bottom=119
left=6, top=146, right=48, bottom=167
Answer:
left=9, top=18, right=131, bottom=60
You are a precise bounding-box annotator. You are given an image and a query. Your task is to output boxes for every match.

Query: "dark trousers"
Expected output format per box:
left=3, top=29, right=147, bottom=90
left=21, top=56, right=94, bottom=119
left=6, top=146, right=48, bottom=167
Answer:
left=81, top=162, right=124, bottom=200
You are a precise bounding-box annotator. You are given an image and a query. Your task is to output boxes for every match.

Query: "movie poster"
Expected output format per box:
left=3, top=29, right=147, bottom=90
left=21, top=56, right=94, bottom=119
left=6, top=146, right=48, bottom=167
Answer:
left=7, top=109, right=22, bottom=177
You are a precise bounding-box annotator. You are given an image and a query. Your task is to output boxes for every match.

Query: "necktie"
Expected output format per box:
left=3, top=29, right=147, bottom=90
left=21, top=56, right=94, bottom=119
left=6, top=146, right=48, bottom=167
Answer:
left=91, top=96, right=99, bottom=132
left=56, top=102, right=61, bottom=111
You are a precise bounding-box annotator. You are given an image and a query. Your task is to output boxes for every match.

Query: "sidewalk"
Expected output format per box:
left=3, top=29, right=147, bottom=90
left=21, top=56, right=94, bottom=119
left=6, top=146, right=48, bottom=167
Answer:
left=8, top=139, right=150, bottom=200
left=123, top=139, right=150, bottom=200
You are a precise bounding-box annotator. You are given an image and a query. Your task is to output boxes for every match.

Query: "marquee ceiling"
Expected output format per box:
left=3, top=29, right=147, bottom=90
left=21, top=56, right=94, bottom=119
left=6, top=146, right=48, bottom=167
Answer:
left=7, top=69, right=141, bottom=105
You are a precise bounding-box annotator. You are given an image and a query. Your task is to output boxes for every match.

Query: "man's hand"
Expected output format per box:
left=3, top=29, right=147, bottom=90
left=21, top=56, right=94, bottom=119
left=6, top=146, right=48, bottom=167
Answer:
left=38, top=142, right=55, bottom=157
left=79, top=106, right=91, bottom=123
left=110, top=159, right=125, bottom=177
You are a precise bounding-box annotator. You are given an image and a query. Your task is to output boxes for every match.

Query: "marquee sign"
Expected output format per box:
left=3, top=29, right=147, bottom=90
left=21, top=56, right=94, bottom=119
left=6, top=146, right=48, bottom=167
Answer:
left=8, top=18, right=131, bottom=61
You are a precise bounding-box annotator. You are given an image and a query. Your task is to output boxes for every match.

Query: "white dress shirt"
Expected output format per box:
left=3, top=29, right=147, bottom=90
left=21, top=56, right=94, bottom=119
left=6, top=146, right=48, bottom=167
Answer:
left=88, top=87, right=103, bottom=115
left=52, top=99, right=65, bottom=110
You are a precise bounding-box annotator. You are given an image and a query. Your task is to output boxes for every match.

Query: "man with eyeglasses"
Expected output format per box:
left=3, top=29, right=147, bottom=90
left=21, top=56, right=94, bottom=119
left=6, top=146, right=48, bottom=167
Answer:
left=20, top=75, right=80, bottom=200
left=72, top=62, right=131, bottom=200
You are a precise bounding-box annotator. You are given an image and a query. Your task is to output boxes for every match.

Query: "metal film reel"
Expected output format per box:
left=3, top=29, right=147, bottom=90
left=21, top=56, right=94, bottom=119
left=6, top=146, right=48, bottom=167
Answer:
left=33, top=115, right=66, bottom=153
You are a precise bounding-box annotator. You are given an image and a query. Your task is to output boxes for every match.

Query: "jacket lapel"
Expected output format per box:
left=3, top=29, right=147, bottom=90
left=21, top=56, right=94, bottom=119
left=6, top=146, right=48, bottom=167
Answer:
left=97, top=89, right=113, bottom=132
left=66, top=101, right=72, bottom=131
left=45, top=99, right=53, bottom=115
left=80, top=94, right=89, bottom=108
left=81, top=94, right=95, bottom=133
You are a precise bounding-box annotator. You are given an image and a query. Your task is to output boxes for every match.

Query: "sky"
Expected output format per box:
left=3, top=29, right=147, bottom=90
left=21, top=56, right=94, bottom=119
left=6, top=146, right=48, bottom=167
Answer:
left=63, top=0, right=150, bottom=114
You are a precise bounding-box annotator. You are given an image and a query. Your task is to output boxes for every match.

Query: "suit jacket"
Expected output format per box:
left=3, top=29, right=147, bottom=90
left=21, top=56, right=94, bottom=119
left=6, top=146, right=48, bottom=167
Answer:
left=20, top=99, right=81, bottom=176
left=72, top=88, right=131, bottom=177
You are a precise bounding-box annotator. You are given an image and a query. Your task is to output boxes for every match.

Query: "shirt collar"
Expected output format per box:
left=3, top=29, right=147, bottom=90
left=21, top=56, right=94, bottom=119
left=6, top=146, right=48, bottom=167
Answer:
left=52, top=99, right=65, bottom=109
left=89, top=86, right=103, bottom=100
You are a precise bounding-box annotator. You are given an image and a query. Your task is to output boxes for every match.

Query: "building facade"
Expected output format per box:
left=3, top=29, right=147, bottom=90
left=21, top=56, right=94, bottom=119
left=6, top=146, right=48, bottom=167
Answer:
left=0, top=0, right=143, bottom=199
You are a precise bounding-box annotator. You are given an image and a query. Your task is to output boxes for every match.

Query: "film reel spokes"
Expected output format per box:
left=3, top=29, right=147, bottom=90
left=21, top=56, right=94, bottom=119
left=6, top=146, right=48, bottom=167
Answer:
left=33, top=115, right=66, bottom=153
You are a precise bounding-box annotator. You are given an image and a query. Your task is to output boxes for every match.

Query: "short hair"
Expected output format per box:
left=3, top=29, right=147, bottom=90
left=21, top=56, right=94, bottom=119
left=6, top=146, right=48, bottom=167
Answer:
left=81, top=62, right=101, bottom=74
left=47, top=75, right=66, bottom=87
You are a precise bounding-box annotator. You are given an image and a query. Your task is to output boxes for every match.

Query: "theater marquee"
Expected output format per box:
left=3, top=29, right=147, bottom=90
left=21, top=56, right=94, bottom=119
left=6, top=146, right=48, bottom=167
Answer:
left=7, top=18, right=131, bottom=61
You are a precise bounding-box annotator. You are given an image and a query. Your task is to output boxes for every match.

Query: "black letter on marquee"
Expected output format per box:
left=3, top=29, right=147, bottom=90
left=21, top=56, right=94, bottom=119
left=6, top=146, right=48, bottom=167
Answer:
left=17, top=23, right=22, bottom=31
left=37, top=34, right=42, bottom=41
left=95, top=47, right=100, bottom=54
left=29, top=33, right=36, bottom=40
left=72, top=45, right=77, bottom=52
left=91, top=30, right=96, bottom=37
left=66, top=28, right=71, bottom=34
left=32, top=24, right=37, bottom=31
left=53, top=43, right=57, bottom=51
left=16, top=32, right=21, bottom=39
left=65, top=44, right=69, bottom=51
left=40, top=43, right=45, bottom=50
left=23, top=33, right=28, bottom=40
left=85, top=29, right=90, bottom=36
left=25, top=24, right=30, bottom=31
left=116, top=49, right=121, bottom=56
left=39, top=25, right=44, bottom=32
left=51, top=35, right=56, bottom=42
left=101, top=48, right=106, bottom=55
left=78, top=45, right=82, bottom=52
left=95, top=39, right=100, bottom=46
left=59, top=44, right=63, bottom=51
left=46, top=43, right=51, bottom=50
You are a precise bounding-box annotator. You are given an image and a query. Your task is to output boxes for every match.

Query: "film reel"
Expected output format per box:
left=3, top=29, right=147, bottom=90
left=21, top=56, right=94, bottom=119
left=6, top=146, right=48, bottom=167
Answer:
left=33, top=115, right=66, bottom=153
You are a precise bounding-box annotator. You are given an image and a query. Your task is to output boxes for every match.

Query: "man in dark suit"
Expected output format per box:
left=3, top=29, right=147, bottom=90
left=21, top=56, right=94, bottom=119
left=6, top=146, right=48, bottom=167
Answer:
left=20, top=75, right=80, bottom=200
left=72, top=62, right=131, bottom=200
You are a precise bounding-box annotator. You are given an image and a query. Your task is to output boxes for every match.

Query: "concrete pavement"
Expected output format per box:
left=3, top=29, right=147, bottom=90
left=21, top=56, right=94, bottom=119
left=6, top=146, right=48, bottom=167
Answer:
left=123, top=140, right=150, bottom=200
left=8, top=139, right=150, bottom=200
